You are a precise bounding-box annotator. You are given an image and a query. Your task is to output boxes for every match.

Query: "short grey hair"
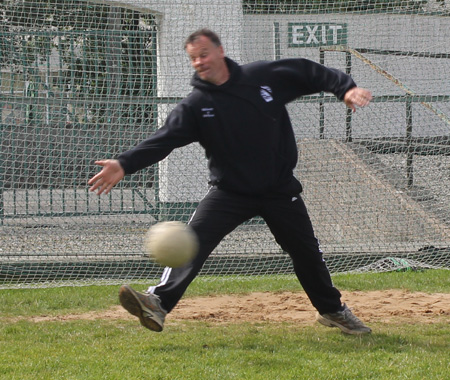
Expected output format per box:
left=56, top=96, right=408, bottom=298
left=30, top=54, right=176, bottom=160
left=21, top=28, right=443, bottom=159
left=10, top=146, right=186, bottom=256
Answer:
left=184, top=28, right=222, bottom=49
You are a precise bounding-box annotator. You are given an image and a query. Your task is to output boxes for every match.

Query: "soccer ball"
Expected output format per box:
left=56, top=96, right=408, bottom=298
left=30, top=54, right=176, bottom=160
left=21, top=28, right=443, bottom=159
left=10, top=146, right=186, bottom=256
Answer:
left=144, top=221, right=199, bottom=268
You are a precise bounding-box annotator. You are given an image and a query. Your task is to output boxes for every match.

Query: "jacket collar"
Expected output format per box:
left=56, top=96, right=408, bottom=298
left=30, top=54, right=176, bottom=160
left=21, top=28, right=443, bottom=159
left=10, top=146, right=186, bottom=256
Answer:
left=190, top=57, right=241, bottom=91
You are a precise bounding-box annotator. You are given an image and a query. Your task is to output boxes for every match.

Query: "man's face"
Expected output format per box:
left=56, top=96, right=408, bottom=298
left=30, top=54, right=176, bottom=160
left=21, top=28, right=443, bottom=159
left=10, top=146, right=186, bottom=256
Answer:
left=186, top=35, right=227, bottom=85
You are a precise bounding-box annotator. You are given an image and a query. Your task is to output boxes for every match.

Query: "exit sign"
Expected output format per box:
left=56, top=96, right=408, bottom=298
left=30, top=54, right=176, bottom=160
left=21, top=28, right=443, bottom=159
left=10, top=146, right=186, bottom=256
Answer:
left=288, top=23, right=347, bottom=47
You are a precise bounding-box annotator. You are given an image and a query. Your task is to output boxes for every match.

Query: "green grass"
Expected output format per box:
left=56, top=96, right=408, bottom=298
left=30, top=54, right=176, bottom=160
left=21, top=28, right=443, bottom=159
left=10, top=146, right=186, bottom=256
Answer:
left=1, top=270, right=449, bottom=380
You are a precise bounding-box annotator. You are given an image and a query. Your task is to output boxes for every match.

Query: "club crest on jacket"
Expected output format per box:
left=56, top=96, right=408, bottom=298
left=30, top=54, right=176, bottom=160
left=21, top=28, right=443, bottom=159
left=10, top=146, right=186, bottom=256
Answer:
left=260, top=86, right=273, bottom=102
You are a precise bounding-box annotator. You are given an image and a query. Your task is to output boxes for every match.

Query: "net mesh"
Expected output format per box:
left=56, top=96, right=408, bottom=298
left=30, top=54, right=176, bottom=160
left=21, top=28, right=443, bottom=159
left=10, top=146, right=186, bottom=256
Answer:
left=1, top=0, right=449, bottom=288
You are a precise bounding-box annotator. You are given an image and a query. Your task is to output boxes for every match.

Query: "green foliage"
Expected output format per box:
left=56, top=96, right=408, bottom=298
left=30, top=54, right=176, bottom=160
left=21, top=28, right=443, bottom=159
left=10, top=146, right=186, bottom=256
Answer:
left=0, top=0, right=154, bottom=30
left=0, top=0, right=157, bottom=125
left=0, top=2, right=156, bottom=86
left=243, top=0, right=429, bottom=14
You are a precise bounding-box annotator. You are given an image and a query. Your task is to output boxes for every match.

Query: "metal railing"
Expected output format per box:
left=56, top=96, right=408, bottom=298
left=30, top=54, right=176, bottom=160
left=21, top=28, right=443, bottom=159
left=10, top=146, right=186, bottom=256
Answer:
left=320, top=46, right=450, bottom=187
left=1, top=42, right=449, bottom=221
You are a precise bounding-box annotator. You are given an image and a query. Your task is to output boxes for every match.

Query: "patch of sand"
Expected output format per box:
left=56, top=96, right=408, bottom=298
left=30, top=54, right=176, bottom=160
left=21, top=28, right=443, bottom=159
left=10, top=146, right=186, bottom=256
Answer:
left=19, top=290, right=450, bottom=326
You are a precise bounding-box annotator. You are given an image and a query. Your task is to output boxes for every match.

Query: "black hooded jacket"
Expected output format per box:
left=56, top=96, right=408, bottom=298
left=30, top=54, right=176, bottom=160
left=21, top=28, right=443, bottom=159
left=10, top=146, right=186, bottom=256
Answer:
left=117, top=57, right=356, bottom=196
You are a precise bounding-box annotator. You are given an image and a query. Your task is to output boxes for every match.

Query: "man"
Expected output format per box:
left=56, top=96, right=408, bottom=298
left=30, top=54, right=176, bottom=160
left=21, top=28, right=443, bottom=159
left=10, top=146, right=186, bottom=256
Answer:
left=89, top=28, right=373, bottom=335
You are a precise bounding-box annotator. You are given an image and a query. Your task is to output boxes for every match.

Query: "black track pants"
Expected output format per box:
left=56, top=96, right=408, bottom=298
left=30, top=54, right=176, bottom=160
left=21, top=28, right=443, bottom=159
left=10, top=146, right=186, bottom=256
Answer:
left=150, top=187, right=342, bottom=315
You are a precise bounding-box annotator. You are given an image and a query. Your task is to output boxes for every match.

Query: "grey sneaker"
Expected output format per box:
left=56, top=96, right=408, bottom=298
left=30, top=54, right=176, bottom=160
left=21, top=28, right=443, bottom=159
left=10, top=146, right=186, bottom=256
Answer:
left=316, top=304, right=372, bottom=335
left=119, top=285, right=166, bottom=332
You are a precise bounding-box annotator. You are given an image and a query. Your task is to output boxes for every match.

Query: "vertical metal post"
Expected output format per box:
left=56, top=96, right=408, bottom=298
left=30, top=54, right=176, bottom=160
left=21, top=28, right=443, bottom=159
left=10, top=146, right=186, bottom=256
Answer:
left=319, top=49, right=325, bottom=139
left=406, top=96, right=414, bottom=188
left=152, top=27, right=161, bottom=217
left=106, top=8, right=123, bottom=128
left=345, top=51, right=353, bottom=142
left=0, top=37, right=4, bottom=225
left=273, top=22, right=281, bottom=61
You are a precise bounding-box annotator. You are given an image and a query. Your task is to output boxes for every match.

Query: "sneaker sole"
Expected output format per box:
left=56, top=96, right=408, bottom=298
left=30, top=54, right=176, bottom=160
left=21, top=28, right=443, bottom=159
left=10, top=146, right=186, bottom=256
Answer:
left=119, top=285, right=163, bottom=332
left=316, top=313, right=372, bottom=335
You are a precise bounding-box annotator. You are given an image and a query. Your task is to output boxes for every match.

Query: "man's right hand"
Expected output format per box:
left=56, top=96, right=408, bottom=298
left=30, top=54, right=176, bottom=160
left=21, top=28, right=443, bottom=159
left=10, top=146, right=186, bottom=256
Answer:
left=343, top=87, right=372, bottom=112
left=88, top=159, right=125, bottom=195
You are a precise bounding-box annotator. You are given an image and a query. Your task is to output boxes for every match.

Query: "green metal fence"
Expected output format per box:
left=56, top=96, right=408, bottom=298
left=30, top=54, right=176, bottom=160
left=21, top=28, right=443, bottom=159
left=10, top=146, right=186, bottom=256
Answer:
left=1, top=31, right=449, bottom=222
left=0, top=29, right=159, bottom=222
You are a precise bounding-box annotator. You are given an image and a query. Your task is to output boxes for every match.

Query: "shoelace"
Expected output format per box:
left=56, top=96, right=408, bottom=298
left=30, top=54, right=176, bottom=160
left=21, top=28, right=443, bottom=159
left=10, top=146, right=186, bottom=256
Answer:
left=342, top=307, right=363, bottom=323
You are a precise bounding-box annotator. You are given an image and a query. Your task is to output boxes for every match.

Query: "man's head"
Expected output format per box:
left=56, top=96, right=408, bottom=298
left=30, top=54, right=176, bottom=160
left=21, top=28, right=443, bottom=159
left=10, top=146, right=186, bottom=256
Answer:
left=184, top=29, right=229, bottom=85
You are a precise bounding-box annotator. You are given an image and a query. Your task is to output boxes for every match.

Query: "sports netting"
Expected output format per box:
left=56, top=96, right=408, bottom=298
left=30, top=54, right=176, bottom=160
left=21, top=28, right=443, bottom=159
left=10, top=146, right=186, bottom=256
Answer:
left=1, top=0, right=449, bottom=288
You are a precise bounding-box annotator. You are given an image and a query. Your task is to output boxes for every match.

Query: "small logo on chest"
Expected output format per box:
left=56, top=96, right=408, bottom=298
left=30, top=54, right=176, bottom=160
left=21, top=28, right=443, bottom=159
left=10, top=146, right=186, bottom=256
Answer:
left=260, top=86, right=273, bottom=102
left=201, top=107, right=215, bottom=118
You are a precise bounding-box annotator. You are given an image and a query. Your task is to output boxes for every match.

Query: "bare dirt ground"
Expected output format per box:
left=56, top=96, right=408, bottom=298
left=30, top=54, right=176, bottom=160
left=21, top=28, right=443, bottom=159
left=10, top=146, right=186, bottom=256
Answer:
left=24, top=290, right=450, bottom=325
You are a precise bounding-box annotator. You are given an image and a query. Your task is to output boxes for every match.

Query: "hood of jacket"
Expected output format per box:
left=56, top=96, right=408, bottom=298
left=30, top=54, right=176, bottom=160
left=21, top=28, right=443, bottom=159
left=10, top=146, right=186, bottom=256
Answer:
left=190, top=57, right=242, bottom=91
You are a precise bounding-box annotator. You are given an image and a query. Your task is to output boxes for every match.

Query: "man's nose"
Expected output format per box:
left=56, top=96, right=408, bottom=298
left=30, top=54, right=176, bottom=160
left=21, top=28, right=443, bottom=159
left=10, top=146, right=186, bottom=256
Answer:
left=193, top=57, right=203, bottom=67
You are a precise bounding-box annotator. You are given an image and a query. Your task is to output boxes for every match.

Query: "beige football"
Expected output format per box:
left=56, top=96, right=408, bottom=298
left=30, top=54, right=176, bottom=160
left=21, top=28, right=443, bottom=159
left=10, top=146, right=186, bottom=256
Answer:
left=144, top=221, right=199, bottom=268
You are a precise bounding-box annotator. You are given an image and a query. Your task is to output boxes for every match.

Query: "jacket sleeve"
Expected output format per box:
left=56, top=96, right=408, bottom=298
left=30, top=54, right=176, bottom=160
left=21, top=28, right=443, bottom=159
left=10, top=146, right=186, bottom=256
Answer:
left=117, top=101, right=198, bottom=175
left=268, top=58, right=356, bottom=104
